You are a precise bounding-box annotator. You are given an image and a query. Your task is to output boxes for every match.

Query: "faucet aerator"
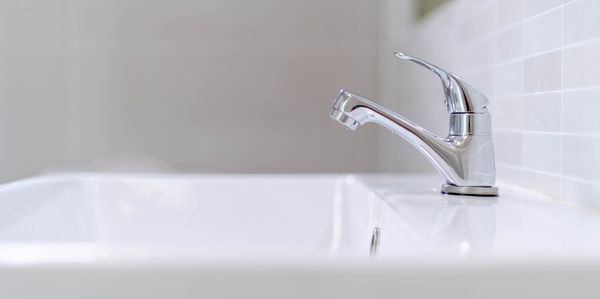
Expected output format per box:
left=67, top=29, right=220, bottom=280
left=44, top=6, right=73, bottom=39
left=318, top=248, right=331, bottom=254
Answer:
left=330, top=110, right=359, bottom=130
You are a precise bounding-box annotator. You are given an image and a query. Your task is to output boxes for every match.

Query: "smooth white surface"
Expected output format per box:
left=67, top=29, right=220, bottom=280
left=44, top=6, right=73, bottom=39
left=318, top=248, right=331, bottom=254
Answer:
left=1, top=173, right=600, bottom=299
left=360, top=175, right=600, bottom=260
left=0, top=174, right=377, bottom=263
left=2, top=173, right=600, bottom=262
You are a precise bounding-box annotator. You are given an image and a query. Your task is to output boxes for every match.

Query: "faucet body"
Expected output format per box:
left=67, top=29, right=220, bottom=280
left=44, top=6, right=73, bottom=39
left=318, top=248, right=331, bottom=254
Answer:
left=330, top=52, right=498, bottom=196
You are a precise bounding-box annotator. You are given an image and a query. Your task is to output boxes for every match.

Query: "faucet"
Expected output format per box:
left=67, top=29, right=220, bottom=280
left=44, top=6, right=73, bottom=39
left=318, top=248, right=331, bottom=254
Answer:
left=330, top=52, right=498, bottom=196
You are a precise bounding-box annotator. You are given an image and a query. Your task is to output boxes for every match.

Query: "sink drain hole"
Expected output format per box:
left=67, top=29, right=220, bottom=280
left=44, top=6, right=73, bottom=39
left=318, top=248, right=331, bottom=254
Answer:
left=370, top=227, right=380, bottom=258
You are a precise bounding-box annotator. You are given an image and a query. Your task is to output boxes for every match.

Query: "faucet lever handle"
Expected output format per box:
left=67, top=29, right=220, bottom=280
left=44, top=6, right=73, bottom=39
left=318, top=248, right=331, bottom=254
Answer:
left=394, top=51, right=452, bottom=89
left=393, top=51, right=489, bottom=114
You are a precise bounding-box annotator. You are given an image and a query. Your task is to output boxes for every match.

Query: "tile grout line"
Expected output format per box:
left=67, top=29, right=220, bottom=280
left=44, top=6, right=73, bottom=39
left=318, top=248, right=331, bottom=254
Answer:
left=495, top=129, right=600, bottom=138
left=497, top=162, right=600, bottom=187
left=467, top=33, right=600, bottom=75
left=559, top=2, right=565, bottom=201
left=491, top=85, right=600, bottom=100
left=518, top=0, right=526, bottom=187
left=456, top=0, right=573, bottom=55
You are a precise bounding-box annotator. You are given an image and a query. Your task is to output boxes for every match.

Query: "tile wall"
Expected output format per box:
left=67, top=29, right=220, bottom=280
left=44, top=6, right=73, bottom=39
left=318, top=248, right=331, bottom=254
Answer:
left=378, top=0, right=600, bottom=207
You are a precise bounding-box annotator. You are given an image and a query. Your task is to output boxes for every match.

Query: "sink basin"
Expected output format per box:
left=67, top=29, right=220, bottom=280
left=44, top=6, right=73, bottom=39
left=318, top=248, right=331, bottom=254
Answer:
left=1, top=173, right=600, bottom=298
left=0, top=174, right=377, bottom=263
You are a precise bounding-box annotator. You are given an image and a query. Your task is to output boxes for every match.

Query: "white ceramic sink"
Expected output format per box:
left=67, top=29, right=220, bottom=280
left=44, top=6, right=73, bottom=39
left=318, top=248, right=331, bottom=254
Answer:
left=1, top=173, right=600, bottom=299
left=0, top=174, right=377, bottom=263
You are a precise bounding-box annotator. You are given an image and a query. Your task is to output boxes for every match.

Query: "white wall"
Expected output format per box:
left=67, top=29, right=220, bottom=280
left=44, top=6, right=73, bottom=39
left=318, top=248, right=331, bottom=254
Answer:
left=0, top=0, right=378, bottom=181
left=378, top=0, right=600, bottom=208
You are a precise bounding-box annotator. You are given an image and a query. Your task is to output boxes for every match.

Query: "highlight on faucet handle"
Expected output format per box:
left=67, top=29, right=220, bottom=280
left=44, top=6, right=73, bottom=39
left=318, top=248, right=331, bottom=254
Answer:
left=393, top=51, right=490, bottom=114
left=393, top=51, right=453, bottom=88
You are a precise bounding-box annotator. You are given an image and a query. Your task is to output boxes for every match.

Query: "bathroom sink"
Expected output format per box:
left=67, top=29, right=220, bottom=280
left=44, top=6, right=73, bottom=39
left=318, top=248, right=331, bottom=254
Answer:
left=0, top=173, right=377, bottom=263
left=0, top=173, right=600, bottom=299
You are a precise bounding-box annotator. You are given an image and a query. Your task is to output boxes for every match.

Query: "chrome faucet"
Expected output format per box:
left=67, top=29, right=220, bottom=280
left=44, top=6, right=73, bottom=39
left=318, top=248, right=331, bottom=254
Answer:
left=330, top=52, right=498, bottom=196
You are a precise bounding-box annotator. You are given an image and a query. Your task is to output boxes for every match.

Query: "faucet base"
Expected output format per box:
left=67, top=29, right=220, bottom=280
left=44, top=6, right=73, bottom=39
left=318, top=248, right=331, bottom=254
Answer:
left=441, top=184, right=499, bottom=197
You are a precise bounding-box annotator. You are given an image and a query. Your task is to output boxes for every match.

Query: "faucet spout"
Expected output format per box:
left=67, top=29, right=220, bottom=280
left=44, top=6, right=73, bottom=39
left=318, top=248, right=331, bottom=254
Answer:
left=330, top=89, right=496, bottom=195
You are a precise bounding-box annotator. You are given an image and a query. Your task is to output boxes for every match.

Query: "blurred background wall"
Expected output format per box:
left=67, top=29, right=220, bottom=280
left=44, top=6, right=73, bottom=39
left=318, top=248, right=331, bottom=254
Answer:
left=0, top=0, right=378, bottom=182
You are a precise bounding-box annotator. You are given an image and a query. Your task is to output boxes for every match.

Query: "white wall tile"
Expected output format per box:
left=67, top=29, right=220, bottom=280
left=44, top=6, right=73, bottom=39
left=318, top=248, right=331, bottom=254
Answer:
left=563, top=0, right=600, bottom=45
left=495, top=132, right=522, bottom=165
left=563, top=89, right=600, bottom=134
left=563, top=88, right=600, bottom=134
left=492, top=96, right=523, bottom=130
left=495, top=26, right=522, bottom=62
left=465, top=38, right=496, bottom=69
left=522, top=133, right=561, bottom=174
left=562, top=136, right=600, bottom=182
left=523, top=92, right=561, bottom=132
left=458, top=3, right=496, bottom=39
left=493, top=61, right=524, bottom=95
left=563, top=40, right=600, bottom=88
left=524, top=51, right=562, bottom=92
left=522, top=9, right=562, bottom=55
left=561, top=177, right=600, bottom=209
left=496, top=163, right=523, bottom=186
left=494, top=0, right=524, bottom=29
left=522, top=170, right=561, bottom=199
left=524, top=0, right=563, bottom=17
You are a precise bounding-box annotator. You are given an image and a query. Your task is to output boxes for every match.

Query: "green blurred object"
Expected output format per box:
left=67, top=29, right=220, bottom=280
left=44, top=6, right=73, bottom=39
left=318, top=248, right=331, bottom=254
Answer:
left=416, top=0, right=448, bottom=18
